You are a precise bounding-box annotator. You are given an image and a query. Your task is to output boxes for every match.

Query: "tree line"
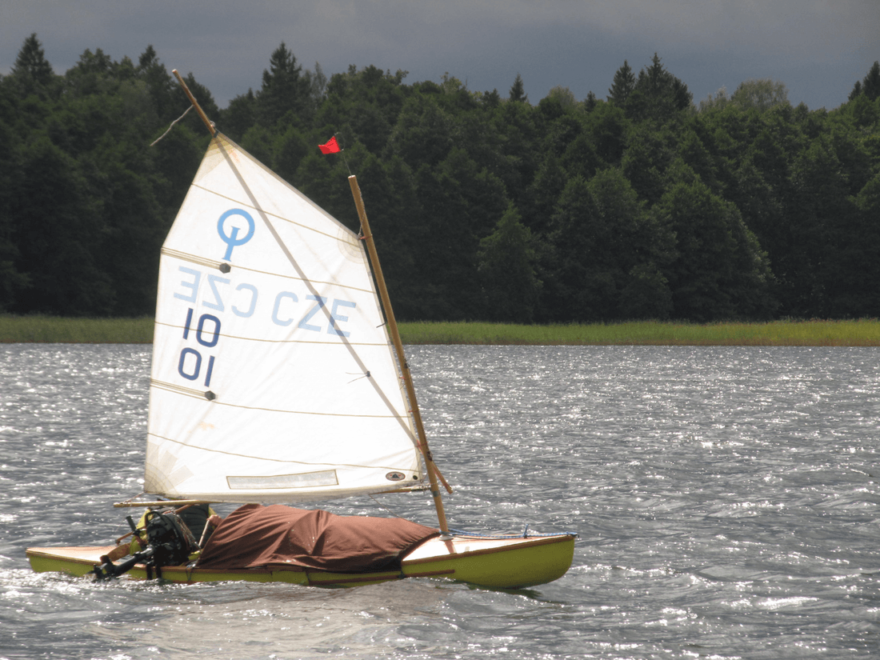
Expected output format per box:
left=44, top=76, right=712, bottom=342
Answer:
left=2, top=34, right=879, bottom=323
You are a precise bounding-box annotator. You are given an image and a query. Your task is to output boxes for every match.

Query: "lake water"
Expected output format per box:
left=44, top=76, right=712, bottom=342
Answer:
left=2, top=344, right=880, bottom=659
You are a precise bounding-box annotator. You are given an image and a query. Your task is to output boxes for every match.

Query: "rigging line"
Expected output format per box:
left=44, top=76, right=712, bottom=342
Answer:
left=368, top=493, right=404, bottom=519
left=347, top=371, right=371, bottom=384
left=150, top=105, right=193, bottom=147
left=335, top=132, right=353, bottom=176
left=213, top=134, right=422, bottom=452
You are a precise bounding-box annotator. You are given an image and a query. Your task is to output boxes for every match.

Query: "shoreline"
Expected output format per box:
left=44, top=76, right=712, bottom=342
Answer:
left=1, top=316, right=879, bottom=346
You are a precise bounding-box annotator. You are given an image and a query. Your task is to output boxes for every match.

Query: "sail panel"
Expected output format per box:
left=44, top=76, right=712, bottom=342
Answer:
left=146, top=134, right=422, bottom=503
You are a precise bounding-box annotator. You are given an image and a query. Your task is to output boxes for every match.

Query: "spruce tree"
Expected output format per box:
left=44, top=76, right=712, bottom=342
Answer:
left=509, top=74, right=528, bottom=103
left=12, top=34, right=55, bottom=94
left=849, top=62, right=880, bottom=102
left=608, top=60, right=635, bottom=106
left=257, top=43, right=312, bottom=127
left=478, top=204, right=541, bottom=322
left=627, top=54, right=691, bottom=122
left=862, top=61, right=880, bottom=101
left=584, top=90, right=597, bottom=112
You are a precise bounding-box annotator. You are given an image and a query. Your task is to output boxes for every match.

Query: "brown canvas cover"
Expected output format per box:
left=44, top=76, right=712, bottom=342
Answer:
left=196, top=504, right=439, bottom=572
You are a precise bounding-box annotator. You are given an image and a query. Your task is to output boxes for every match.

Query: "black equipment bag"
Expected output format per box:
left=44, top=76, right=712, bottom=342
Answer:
left=144, top=509, right=199, bottom=567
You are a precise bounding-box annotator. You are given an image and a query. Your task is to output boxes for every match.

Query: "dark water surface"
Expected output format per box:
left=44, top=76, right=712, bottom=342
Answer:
left=2, top=344, right=880, bottom=659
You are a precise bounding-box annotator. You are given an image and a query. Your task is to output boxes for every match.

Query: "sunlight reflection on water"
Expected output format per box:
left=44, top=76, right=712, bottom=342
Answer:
left=2, top=344, right=880, bottom=658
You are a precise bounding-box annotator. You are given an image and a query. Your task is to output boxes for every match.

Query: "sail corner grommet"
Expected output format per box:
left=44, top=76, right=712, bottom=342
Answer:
left=204, top=391, right=216, bottom=401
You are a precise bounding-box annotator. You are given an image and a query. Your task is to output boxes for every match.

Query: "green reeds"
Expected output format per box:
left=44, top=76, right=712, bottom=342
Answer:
left=2, top=316, right=879, bottom=346
left=0, top=315, right=154, bottom=344
left=398, top=320, right=880, bottom=346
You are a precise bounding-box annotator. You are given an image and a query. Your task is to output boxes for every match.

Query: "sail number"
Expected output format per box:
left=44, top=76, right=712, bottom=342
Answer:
left=171, top=266, right=359, bottom=390
left=178, top=308, right=219, bottom=386
left=174, top=266, right=356, bottom=336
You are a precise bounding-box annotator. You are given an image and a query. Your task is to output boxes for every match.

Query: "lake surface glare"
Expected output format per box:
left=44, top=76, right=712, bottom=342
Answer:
left=2, top=344, right=880, bottom=659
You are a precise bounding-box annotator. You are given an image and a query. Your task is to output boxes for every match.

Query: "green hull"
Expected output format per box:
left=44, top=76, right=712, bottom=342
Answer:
left=27, top=533, right=575, bottom=589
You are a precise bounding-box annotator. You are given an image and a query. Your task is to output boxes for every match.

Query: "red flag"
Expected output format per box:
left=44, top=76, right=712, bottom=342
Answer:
left=318, top=136, right=340, bottom=154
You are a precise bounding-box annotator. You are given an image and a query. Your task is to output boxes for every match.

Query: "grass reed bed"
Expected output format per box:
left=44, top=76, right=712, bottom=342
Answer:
left=1, top=316, right=879, bottom=346
left=398, top=320, right=880, bottom=346
left=0, top=315, right=154, bottom=344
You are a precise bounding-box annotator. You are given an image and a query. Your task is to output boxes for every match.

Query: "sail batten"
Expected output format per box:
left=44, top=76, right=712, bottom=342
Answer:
left=146, top=134, right=422, bottom=504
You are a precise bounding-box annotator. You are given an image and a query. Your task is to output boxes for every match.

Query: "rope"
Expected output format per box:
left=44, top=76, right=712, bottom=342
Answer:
left=150, top=105, right=193, bottom=147
left=334, top=133, right=353, bottom=176
left=368, top=493, right=404, bottom=519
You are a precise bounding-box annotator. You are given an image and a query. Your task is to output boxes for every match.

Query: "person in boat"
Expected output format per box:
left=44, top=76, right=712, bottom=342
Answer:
left=101, top=504, right=223, bottom=563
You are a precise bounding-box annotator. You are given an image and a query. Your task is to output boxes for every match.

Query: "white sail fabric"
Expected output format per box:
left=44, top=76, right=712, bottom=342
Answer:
left=145, top=134, right=423, bottom=503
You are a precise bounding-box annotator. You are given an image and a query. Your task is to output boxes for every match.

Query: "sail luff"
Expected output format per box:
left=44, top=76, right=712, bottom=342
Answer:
left=347, top=175, right=450, bottom=534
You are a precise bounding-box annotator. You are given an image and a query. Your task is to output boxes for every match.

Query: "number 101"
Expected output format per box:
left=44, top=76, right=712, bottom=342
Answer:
left=178, top=309, right=220, bottom=388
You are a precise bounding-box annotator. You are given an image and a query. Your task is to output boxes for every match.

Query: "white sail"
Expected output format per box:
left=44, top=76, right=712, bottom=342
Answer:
left=145, top=134, right=423, bottom=503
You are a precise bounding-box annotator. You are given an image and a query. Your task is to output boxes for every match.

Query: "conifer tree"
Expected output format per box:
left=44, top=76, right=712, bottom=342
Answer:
left=849, top=80, right=863, bottom=102
left=862, top=61, right=880, bottom=101
left=478, top=204, right=541, bottom=322
left=849, top=62, right=880, bottom=102
left=509, top=74, right=528, bottom=103
left=137, top=45, right=176, bottom=122
left=608, top=60, right=635, bottom=106
left=257, top=42, right=312, bottom=127
left=584, top=91, right=598, bottom=112
left=12, top=33, right=55, bottom=94
left=626, top=54, right=691, bottom=122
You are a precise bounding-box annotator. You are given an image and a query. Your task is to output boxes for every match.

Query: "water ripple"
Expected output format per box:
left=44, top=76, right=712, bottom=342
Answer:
left=3, top=345, right=880, bottom=658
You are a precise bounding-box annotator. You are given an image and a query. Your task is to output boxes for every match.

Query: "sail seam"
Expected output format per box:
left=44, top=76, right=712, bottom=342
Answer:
left=147, top=432, right=412, bottom=471
left=162, top=246, right=375, bottom=296
left=150, top=379, right=410, bottom=420
left=192, top=182, right=347, bottom=247
left=153, top=320, right=388, bottom=347
left=208, top=399, right=404, bottom=419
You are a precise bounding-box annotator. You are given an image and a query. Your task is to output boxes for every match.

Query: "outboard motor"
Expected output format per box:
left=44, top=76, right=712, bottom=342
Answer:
left=93, top=509, right=199, bottom=580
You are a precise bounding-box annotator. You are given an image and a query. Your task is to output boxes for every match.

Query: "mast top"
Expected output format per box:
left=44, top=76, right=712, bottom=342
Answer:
left=172, top=69, right=216, bottom=137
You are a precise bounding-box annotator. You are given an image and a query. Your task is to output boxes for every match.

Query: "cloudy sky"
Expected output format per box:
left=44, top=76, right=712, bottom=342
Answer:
left=2, top=1, right=878, bottom=111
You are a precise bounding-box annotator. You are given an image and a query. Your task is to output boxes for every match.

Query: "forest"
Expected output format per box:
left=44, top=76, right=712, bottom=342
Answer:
left=1, top=34, right=879, bottom=323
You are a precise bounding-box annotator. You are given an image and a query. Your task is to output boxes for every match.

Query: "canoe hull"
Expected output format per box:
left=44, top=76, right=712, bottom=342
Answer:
left=27, top=533, right=575, bottom=589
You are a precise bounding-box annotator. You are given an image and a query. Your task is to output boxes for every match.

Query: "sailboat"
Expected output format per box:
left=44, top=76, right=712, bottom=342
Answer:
left=26, top=72, right=576, bottom=589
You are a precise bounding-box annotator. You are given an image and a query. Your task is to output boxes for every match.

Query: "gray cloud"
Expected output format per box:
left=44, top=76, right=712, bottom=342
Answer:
left=1, top=0, right=877, bottom=110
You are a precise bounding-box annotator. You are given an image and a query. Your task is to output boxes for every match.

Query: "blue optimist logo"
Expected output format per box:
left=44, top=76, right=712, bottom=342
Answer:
left=217, top=209, right=255, bottom=261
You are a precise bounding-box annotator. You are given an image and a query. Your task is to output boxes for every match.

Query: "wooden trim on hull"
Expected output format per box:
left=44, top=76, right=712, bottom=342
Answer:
left=26, top=533, right=575, bottom=589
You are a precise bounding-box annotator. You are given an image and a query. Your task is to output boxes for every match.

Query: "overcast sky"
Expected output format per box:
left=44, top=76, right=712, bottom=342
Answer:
left=2, top=1, right=878, bottom=111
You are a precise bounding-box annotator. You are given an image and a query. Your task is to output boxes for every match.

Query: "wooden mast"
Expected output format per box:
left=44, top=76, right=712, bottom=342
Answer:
left=171, top=70, right=216, bottom=137
left=348, top=175, right=452, bottom=534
